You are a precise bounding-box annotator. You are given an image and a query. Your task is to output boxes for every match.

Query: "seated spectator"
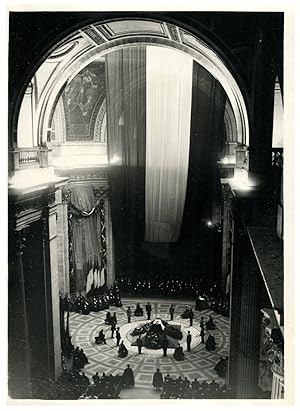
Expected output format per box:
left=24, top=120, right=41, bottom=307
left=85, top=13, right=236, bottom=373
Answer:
left=214, top=356, right=228, bottom=378
left=206, top=315, right=216, bottom=330
left=118, top=341, right=128, bottom=358
left=95, top=329, right=106, bottom=345
left=134, top=303, right=144, bottom=316
left=92, top=372, right=100, bottom=384
left=173, top=344, right=185, bottom=361
left=191, top=378, right=200, bottom=392
left=181, top=305, right=191, bottom=319
left=206, top=333, right=216, bottom=352
left=105, top=311, right=112, bottom=325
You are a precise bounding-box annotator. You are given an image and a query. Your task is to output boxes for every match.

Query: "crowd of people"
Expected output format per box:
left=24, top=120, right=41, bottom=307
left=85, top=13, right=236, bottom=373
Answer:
left=63, top=284, right=122, bottom=315
left=118, top=275, right=229, bottom=317
left=159, top=375, right=234, bottom=399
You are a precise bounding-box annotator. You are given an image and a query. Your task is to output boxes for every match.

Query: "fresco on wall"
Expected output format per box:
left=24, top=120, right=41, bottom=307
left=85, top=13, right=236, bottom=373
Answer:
left=63, top=61, right=106, bottom=141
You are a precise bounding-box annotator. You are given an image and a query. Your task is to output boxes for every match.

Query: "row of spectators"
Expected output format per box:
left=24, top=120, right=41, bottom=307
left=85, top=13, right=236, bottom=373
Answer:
left=160, top=376, right=233, bottom=399
left=159, top=375, right=270, bottom=399
left=62, top=284, right=122, bottom=315
left=118, top=275, right=229, bottom=317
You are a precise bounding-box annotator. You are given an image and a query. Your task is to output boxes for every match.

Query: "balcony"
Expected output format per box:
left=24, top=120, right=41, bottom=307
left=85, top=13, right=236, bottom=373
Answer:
left=10, top=147, right=51, bottom=170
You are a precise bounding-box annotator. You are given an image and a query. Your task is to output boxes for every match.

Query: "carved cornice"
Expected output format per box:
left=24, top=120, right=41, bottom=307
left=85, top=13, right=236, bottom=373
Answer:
left=11, top=191, right=55, bottom=216
left=222, top=183, right=234, bottom=202
left=68, top=170, right=108, bottom=181
left=14, top=226, right=30, bottom=253
left=62, top=186, right=72, bottom=203
left=94, top=187, right=110, bottom=201
left=62, top=184, right=109, bottom=205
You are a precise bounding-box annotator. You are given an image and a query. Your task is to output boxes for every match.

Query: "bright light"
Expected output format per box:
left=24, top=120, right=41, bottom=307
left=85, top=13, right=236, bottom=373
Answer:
left=229, top=176, right=252, bottom=191
left=207, top=221, right=212, bottom=227
left=10, top=168, right=56, bottom=190
left=110, top=155, right=121, bottom=164
left=221, top=157, right=229, bottom=164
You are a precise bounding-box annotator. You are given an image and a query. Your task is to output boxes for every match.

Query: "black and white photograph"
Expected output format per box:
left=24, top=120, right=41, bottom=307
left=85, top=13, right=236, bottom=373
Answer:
left=6, top=1, right=294, bottom=404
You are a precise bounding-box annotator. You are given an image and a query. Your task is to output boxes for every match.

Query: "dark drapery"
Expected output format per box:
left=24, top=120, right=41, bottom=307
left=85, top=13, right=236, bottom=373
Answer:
left=70, top=185, right=102, bottom=293
left=105, top=45, right=146, bottom=273
left=181, top=61, right=226, bottom=243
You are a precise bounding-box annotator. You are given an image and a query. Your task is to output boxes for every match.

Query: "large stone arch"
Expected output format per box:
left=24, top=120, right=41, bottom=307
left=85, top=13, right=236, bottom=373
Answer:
left=18, top=18, right=250, bottom=148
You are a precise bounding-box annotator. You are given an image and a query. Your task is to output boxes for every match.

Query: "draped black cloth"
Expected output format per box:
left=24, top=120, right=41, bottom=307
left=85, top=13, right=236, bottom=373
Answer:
left=181, top=61, right=226, bottom=242
left=70, top=185, right=102, bottom=293
left=105, top=45, right=146, bottom=274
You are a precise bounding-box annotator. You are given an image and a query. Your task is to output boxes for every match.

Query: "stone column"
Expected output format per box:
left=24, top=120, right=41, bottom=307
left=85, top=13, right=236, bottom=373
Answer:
left=8, top=228, right=32, bottom=398
left=221, top=184, right=233, bottom=290
left=105, top=197, right=115, bottom=287
left=56, top=188, right=70, bottom=296
left=48, top=203, right=62, bottom=379
left=228, top=230, right=261, bottom=398
left=271, top=353, right=284, bottom=399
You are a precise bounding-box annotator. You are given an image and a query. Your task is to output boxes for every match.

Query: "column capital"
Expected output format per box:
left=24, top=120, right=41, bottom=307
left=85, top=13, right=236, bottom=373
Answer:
left=15, top=227, right=30, bottom=254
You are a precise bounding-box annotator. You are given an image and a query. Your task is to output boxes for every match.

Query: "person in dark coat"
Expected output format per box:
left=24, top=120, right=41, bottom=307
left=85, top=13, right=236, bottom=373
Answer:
left=169, top=304, right=175, bottom=321
left=122, top=364, right=134, bottom=388
left=173, top=343, right=185, bottom=361
left=191, top=378, right=200, bottom=392
left=206, top=315, right=216, bottom=330
left=162, top=335, right=169, bottom=357
left=118, top=341, right=128, bottom=358
left=145, top=302, right=152, bottom=320
left=116, top=327, right=121, bottom=346
left=92, top=372, right=100, bottom=384
left=152, top=369, right=163, bottom=391
left=206, top=333, right=216, bottom=351
left=189, top=309, right=194, bottom=326
left=134, top=303, right=144, bottom=316
left=127, top=307, right=132, bottom=323
left=200, top=328, right=205, bottom=343
left=137, top=336, right=143, bottom=354
left=111, top=322, right=116, bottom=338
left=95, top=329, right=106, bottom=345
left=111, top=312, right=117, bottom=326
left=200, top=316, right=205, bottom=330
left=105, top=311, right=112, bottom=325
left=186, top=330, right=192, bottom=352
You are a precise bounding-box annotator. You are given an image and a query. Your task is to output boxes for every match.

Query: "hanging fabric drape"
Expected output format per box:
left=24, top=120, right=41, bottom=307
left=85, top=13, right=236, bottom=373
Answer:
left=105, top=45, right=146, bottom=272
left=181, top=61, right=226, bottom=242
left=70, top=185, right=103, bottom=293
left=145, top=46, right=193, bottom=242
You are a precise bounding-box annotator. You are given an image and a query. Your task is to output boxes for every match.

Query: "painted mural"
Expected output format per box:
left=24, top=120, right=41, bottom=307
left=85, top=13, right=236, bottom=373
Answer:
left=63, top=61, right=106, bottom=141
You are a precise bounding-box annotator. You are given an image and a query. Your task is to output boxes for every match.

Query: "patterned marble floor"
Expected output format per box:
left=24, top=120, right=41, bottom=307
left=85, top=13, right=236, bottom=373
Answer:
left=69, top=298, right=229, bottom=390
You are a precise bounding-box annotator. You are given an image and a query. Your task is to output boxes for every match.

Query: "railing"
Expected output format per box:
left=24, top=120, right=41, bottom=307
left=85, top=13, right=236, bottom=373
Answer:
left=10, top=147, right=50, bottom=170
left=19, top=150, right=39, bottom=165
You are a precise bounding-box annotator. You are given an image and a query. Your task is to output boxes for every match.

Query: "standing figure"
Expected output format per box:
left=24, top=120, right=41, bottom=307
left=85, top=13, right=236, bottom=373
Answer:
left=189, top=308, right=194, bottom=326
left=111, top=322, right=116, bottom=338
left=162, top=335, right=169, bottom=357
left=116, top=327, right=121, bottom=346
left=200, top=328, right=205, bottom=343
left=169, top=304, right=175, bottom=321
left=137, top=335, right=143, bottom=355
left=127, top=307, right=132, bottom=323
left=111, top=312, right=117, bottom=326
left=105, top=311, right=112, bottom=325
left=186, top=330, right=192, bottom=352
left=145, top=302, right=152, bottom=320
left=122, top=364, right=135, bottom=388
left=152, top=368, right=164, bottom=391
left=200, top=316, right=205, bottom=330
